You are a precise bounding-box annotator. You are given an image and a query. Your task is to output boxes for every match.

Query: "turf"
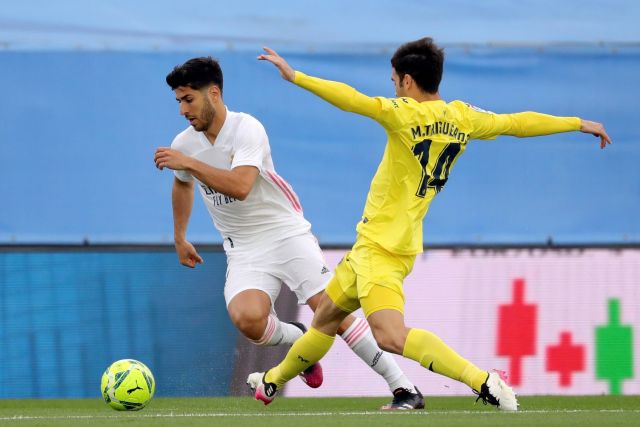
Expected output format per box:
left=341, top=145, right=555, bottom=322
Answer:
left=1, top=396, right=639, bottom=426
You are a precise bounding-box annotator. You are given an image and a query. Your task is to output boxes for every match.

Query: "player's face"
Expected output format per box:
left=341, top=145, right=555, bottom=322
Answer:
left=391, top=68, right=406, bottom=97
left=174, top=86, right=216, bottom=132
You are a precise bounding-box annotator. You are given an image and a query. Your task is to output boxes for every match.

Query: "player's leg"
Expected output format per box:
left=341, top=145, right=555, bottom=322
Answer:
left=306, top=291, right=424, bottom=409
left=365, top=299, right=488, bottom=388
left=227, top=282, right=325, bottom=388
left=225, top=268, right=303, bottom=346
left=227, top=289, right=303, bottom=345
left=227, top=235, right=326, bottom=390
left=247, top=233, right=353, bottom=397
left=280, top=232, right=419, bottom=401
left=248, top=287, right=350, bottom=404
left=309, top=292, right=415, bottom=391
left=354, top=238, right=488, bottom=390
left=248, top=237, right=362, bottom=404
left=274, top=289, right=351, bottom=381
left=271, top=232, right=421, bottom=406
left=351, top=237, right=517, bottom=411
left=361, top=278, right=518, bottom=411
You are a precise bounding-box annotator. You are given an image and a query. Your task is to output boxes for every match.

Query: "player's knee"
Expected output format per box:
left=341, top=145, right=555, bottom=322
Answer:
left=371, top=328, right=406, bottom=355
left=228, top=309, right=267, bottom=341
left=305, top=292, right=323, bottom=311
left=310, top=293, right=348, bottom=332
left=313, top=295, right=335, bottom=320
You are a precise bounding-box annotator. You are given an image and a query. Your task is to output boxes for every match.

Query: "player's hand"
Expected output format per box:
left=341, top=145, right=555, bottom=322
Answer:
left=154, top=147, right=192, bottom=170
left=579, top=120, right=612, bottom=149
left=257, top=47, right=295, bottom=82
left=175, top=239, right=204, bottom=268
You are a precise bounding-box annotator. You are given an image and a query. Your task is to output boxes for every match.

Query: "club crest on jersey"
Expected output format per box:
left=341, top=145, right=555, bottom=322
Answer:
left=466, top=103, right=494, bottom=114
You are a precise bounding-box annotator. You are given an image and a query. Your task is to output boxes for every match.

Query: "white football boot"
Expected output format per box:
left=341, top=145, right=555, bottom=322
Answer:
left=474, top=370, right=518, bottom=411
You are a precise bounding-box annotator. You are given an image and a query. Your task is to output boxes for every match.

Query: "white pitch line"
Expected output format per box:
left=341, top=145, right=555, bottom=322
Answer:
left=2, top=409, right=640, bottom=421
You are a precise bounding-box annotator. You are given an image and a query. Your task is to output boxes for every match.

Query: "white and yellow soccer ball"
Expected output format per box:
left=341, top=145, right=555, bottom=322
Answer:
left=101, top=359, right=155, bottom=411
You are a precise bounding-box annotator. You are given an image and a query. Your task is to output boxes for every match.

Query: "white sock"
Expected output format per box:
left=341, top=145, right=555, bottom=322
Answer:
left=251, top=315, right=304, bottom=346
left=341, top=317, right=415, bottom=393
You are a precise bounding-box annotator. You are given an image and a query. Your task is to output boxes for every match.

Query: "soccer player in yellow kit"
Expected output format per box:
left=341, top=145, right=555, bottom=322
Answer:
left=248, top=38, right=612, bottom=410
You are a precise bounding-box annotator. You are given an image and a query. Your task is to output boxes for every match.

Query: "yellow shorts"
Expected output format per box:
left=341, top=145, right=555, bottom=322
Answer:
left=325, top=236, right=416, bottom=318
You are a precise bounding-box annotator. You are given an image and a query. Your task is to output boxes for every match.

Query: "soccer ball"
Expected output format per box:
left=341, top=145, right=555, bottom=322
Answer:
left=101, top=359, right=155, bottom=411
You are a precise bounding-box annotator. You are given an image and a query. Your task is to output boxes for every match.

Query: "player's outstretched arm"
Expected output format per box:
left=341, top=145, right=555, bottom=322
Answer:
left=257, top=47, right=295, bottom=82
left=258, top=47, right=383, bottom=121
left=580, top=119, right=612, bottom=149
left=470, top=109, right=613, bottom=149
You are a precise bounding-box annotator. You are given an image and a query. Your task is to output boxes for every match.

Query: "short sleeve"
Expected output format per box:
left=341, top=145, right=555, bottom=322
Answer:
left=230, top=116, right=267, bottom=171
left=173, top=169, right=193, bottom=182
left=170, top=134, right=194, bottom=182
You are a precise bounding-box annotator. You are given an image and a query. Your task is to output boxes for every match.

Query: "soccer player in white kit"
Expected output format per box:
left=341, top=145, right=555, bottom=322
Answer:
left=153, top=56, right=424, bottom=409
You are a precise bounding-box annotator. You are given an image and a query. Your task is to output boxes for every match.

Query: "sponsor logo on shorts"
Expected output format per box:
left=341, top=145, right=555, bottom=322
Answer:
left=321, top=266, right=330, bottom=274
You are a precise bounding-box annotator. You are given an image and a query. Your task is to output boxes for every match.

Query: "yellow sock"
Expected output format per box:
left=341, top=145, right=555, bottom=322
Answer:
left=402, top=328, right=488, bottom=392
left=265, top=327, right=335, bottom=388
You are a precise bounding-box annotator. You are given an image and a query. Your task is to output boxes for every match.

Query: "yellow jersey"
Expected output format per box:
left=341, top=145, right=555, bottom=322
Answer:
left=294, top=71, right=581, bottom=255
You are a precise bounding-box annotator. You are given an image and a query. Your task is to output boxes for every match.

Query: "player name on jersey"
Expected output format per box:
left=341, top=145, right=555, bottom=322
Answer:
left=410, top=121, right=469, bottom=143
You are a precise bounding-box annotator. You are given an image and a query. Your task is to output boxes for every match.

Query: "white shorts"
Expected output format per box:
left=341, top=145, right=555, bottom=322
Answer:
left=223, top=232, right=333, bottom=308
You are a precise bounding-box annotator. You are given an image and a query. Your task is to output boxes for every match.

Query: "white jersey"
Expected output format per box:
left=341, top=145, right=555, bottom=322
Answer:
left=171, top=109, right=311, bottom=251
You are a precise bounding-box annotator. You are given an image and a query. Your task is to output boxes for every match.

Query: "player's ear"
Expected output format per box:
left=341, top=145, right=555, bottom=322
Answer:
left=208, top=84, right=221, bottom=100
left=403, top=74, right=414, bottom=90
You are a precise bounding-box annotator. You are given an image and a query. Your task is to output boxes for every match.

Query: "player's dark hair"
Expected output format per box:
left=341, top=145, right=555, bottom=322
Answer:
left=391, top=37, right=444, bottom=94
left=166, top=56, right=223, bottom=93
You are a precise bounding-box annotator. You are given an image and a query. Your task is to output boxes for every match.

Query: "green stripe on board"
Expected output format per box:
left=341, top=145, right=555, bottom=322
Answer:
left=595, top=299, right=634, bottom=395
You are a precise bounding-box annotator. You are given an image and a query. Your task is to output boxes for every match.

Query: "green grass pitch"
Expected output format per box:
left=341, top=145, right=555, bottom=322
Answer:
left=1, top=396, right=639, bottom=426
